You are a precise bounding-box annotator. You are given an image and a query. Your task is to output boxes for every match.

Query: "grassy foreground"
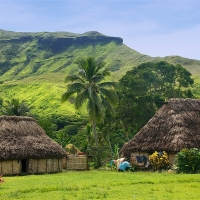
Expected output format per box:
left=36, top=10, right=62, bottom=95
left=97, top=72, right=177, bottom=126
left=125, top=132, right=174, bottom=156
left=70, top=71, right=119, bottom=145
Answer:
left=0, top=170, right=200, bottom=200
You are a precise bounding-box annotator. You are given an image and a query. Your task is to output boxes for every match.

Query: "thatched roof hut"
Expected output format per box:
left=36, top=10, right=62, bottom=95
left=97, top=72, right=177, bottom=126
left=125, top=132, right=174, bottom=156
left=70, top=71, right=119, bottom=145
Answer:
left=0, top=116, right=66, bottom=175
left=120, top=98, right=200, bottom=165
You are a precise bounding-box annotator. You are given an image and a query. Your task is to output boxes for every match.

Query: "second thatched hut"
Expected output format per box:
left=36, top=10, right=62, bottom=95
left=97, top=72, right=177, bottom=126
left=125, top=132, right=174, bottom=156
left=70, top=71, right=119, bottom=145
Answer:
left=0, top=116, right=67, bottom=175
left=120, top=98, right=200, bottom=166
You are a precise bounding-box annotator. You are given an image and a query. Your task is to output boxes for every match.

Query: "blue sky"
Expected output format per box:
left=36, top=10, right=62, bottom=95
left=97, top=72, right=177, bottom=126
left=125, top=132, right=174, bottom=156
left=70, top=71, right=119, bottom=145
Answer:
left=0, top=0, right=200, bottom=60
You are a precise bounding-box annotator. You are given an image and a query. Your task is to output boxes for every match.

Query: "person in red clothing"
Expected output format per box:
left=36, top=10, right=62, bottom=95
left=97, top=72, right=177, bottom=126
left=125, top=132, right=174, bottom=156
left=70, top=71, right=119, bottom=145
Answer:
left=0, top=175, right=5, bottom=183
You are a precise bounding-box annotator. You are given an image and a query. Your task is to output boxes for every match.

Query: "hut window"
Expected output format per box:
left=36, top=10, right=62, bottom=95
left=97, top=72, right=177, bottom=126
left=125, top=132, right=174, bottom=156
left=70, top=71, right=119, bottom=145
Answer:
left=21, top=159, right=28, bottom=173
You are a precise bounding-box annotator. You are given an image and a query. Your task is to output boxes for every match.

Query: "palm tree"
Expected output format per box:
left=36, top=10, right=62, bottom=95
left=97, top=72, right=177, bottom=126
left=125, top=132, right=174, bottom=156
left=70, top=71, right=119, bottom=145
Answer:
left=1, top=98, right=32, bottom=116
left=62, top=56, right=118, bottom=147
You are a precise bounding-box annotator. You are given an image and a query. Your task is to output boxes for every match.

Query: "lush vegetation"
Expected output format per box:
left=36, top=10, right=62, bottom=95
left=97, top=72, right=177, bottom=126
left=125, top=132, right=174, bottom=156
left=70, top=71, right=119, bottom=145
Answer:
left=1, top=30, right=200, bottom=168
left=0, top=59, right=195, bottom=167
left=174, top=148, right=200, bottom=174
left=1, top=171, right=200, bottom=199
left=62, top=56, right=118, bottom=147
left=99, top=61, right=194, bottom=148
left=1, top=98, right=32, bottom=116
left=1, top=30, right=200, bottom=84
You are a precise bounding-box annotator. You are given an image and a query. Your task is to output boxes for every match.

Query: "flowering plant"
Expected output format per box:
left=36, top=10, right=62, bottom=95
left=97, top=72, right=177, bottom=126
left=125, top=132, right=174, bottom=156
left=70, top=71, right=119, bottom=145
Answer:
left=149, top=151, right=169, bottom=171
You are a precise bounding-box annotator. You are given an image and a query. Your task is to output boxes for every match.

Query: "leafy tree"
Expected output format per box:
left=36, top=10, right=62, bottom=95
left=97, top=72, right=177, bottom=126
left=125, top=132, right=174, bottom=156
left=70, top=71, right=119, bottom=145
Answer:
left=116, top=93, right=164, bottom=140
left=120, top=61, right=194, bottom=98
left=36, top=116, right=57, bottom=139
left=119, top=61, right=193, bottom=134
left=35, top=114, right=87, bottom=148
left=70, top=123, right=93, bottom=153
left=0, top=98, right=3, bottom=107
left=98, top=111, right=127, bottom=155
left=55, top=129, right=72, bottom=148
left=174, top=148, right=200, bottom=174
left=102, top=61, right=194, bottom=149
left=1, top=98, right=33, bottom=116
left=62, top=56, right=118, bottom=147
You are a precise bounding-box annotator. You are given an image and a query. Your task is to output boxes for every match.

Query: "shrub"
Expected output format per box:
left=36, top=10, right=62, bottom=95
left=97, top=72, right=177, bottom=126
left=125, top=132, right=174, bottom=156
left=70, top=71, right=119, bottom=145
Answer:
left=149, top=151, right=169, bottom=171
left=174, top=148, right=200, bottom=173
left=87, top=146, right=111, bottom=169
left=65, top=143, right=80, bottom=154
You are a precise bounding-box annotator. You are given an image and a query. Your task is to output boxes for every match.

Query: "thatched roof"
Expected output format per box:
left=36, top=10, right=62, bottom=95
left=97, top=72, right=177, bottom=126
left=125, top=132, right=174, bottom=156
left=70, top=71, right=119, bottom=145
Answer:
left=0, top=116, right=66, bottom=160
left=121, top=98, right=200, bottom=157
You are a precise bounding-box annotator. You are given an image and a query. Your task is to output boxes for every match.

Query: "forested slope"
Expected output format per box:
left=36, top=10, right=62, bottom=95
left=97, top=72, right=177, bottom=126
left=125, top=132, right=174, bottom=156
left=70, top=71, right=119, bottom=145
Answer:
left=0, top=29, right=200, bottom=118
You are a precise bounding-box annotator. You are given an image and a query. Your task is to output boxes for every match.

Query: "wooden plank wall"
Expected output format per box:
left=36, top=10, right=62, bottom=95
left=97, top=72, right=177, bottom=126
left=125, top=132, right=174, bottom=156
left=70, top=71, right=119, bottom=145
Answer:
left=66, top=155, right=87, bottom=170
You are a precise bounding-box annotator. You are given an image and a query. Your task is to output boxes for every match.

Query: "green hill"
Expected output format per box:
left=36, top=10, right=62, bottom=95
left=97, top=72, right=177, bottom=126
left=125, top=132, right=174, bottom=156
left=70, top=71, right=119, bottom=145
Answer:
left=0, top=29, right=200, bottom=117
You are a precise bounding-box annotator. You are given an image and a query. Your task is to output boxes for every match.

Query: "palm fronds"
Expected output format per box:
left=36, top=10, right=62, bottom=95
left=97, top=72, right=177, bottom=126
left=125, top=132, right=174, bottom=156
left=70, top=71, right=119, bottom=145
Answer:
left=98, top=81, right=118, bottom=89
left=62, top=56, right=119, bottom=147
left=99, top=88, right=118, bottom=107
left=62, top=82, right=85, bottom=102
left=1, top=98, right=33, bottom=116
left=74, top=89, right=88, bottom=109
left=65, top=74, right=84, bottom=83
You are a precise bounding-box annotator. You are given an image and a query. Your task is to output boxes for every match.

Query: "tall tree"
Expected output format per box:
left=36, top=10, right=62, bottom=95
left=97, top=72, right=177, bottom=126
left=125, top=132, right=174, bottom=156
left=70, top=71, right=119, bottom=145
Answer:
left=62, top=56, right=118, bottom=147
left=101, top=61, right=194, bottom=149
left=120, top=61, right=194, bottom=98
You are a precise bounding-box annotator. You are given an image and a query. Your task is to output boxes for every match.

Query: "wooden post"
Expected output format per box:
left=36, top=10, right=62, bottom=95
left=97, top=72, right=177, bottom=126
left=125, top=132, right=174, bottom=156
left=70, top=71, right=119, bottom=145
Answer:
left=46, top=159, right=47, bottom=173
left=58, top=159, right=60, bottom=171
left=12, top=160, right=14, bottom=174
left=37, top=159, right=39, bottom=173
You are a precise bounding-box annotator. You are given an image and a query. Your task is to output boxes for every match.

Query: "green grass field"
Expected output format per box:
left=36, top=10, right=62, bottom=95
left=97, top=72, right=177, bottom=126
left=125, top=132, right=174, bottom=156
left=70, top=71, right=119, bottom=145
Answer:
left=1, top=170, right=200, bottom=200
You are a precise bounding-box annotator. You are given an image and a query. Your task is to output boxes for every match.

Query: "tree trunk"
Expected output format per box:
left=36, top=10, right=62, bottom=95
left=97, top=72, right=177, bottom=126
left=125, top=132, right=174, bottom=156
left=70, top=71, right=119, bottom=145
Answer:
left=92, top=120, right=98, bottom=147
left=108, top=139, right=114, bottom=156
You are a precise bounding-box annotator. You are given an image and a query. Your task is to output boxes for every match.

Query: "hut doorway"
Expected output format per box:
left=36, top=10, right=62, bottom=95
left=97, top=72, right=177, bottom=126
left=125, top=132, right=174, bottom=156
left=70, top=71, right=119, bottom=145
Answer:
left=21, top=159, right=28, bottom=173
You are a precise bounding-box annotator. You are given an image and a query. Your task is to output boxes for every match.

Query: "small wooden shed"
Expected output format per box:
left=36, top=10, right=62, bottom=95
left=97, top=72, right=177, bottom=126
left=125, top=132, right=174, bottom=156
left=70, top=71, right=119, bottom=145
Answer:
left=0, top=116, right=67, bottom=175
left=120, top=98, right=200, bottom=166
left=65, top=154, right=87, bottom=170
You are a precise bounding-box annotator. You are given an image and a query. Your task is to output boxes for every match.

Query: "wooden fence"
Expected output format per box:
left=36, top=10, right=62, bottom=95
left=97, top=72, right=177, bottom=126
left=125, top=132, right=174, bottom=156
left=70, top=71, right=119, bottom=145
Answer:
left=63, top=155, right=88, bottom=170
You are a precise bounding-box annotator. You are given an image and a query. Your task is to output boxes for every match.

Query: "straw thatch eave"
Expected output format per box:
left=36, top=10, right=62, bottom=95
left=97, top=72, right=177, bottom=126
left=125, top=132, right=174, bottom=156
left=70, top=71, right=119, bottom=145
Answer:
left=121, top=98, right=200, bottom=157
left=0, top=116, right=66, bottom=160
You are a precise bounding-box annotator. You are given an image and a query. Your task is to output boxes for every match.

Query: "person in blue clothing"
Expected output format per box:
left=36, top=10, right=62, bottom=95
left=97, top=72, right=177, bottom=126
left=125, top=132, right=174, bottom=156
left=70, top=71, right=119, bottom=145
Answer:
left=110, top=158, right=131, bottom=171
left=118, top=161, right=131, bottom=171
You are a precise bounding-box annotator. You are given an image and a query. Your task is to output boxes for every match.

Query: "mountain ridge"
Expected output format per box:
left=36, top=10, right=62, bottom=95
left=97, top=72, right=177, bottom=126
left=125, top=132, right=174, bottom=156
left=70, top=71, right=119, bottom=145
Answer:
left=0, top=29, right=200, bottom=81
left=0, top=29, right=200, bottom=117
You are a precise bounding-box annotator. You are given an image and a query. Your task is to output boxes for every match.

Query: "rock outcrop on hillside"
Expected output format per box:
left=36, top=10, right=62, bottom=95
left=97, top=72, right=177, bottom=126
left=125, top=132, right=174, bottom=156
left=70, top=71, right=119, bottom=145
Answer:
left=0, top=28, right=200, bottom=82
left=0, top=29, right=123, bottom=52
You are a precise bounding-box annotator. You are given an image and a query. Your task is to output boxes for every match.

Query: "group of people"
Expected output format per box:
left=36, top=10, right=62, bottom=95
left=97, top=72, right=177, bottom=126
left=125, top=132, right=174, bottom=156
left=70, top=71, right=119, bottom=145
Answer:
left=110, top=157, right=131, bottom=172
